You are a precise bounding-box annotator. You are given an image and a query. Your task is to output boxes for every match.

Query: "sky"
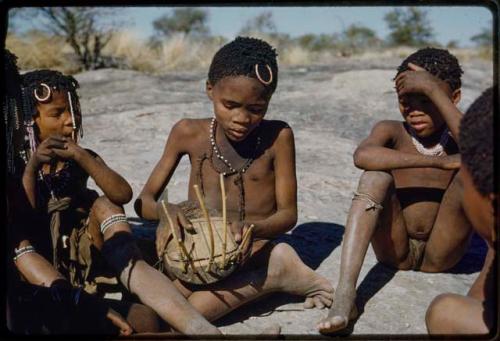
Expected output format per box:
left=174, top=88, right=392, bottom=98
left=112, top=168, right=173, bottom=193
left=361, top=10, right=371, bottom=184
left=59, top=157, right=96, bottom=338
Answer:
left=10, top=5, right=493, bottom=48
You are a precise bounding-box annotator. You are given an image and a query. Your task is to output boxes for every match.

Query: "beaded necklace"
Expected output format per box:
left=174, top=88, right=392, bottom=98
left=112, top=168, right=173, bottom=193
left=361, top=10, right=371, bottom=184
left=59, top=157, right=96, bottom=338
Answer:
left=209, top=117, right=261, bottom=176
left=409, top=126, right=450, bottom=156
left=196, top=118, right=262, bottom=221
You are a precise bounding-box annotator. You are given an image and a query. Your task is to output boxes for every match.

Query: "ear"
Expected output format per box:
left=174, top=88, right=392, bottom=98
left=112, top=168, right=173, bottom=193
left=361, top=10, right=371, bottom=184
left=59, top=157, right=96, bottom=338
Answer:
left=451, top=89, right=461, bottom=105
left=206, top=80, right=213, bottom=101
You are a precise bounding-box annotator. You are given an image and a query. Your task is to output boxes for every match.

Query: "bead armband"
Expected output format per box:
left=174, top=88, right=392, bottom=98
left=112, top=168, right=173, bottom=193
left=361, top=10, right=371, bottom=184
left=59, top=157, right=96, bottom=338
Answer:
left=13, top=245, right=36, bottom=262
left=100, top=213, right=128, bottom=235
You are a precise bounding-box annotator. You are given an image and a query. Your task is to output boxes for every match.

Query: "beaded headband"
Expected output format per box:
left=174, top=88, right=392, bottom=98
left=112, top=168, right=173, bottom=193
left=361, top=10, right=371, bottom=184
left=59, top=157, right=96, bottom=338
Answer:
left=254, top=64, right=273, bottom=85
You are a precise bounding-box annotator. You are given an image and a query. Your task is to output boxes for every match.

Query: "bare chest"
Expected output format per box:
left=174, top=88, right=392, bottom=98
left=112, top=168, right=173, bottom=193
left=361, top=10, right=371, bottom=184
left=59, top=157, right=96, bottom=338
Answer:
left=392, top=135, right=457, bottom=237
left=186, top=146, right=276, bottom=221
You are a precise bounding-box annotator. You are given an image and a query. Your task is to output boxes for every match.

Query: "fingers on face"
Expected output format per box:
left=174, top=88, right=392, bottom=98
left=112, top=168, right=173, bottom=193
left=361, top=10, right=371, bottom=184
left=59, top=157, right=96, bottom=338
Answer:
left=408, top=62, right=425, bottom=71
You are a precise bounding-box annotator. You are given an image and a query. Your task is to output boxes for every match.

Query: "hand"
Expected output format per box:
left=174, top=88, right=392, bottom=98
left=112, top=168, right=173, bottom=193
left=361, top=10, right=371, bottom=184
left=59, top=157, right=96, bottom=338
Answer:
left=52, top=136, right=82, bottom=160
left=106, top=308, right=133, bottom=336
left=28, top=135, right=66, bottom=169
left=229, top=221, right=254, bottom=264
left=395, top=62, right=447, bottom=98
left=155, top=201, right=193, bottom=257
left=437, top=154, right=461, bottom=170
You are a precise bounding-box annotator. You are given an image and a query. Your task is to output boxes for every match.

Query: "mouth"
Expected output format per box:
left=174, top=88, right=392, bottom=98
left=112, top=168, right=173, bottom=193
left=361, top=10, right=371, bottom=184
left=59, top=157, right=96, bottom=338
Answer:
left=410, top=121, right=429, bottom=132
left=227, top=128, right=248, bottom=140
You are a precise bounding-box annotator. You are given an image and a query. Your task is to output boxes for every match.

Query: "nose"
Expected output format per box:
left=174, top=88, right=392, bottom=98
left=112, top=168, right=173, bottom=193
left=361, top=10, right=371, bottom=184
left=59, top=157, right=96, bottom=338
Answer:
left=63, top=109, right=75, bottom=127
left=232, top=110, right=251, bottom=126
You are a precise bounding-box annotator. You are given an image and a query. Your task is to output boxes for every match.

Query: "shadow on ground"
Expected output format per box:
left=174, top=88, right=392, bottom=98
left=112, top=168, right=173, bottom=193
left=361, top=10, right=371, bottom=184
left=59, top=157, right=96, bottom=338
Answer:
left=216, top=222, right=344, bottom=327
left=447, top=232, right=488, bottom=274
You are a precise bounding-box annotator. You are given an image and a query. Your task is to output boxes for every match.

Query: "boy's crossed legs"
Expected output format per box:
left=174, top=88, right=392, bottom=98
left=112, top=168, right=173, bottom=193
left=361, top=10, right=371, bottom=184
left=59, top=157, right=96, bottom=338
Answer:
left=168, top=240, right=334, bottom=322
left=318, top=170, right=472, bottom=333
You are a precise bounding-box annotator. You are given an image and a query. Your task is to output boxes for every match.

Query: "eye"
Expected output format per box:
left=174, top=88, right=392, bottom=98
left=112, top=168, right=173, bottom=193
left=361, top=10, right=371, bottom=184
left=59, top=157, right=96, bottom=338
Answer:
left=247, top=106, right=264, bottom=114
left=223, top=101, right=239, bottom=109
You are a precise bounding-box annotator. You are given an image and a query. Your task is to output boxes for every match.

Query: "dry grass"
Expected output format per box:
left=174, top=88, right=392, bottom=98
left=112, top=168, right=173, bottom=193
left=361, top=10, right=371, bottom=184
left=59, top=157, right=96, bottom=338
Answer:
left=6, top=31, right=493, bottom=75
left=6, top=31, right=78, bottom=73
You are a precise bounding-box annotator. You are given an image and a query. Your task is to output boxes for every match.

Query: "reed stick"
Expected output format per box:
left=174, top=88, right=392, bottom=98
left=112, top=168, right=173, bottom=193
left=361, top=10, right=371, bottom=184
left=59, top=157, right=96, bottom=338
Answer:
left=239, top=224, right=255, bottom=257
left=220, top=173, right=228, bottom=267
left=193, top=185, right=215, bottom=271
left=161, top=200, right=188, bottom=271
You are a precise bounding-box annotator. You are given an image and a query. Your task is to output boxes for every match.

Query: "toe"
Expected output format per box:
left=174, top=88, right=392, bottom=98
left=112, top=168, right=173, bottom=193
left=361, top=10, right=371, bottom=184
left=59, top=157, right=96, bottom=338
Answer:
left=304, top=297, right=315, bottom=309
left=319, top=295, right=333, bottom=308
left=313, top=296, right=325, bottom=309
left=317, top=316, right=348, bottom=334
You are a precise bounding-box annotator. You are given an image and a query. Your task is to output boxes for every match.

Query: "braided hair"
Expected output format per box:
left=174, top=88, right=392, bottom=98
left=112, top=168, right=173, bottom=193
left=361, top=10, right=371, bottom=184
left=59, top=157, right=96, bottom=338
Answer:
left=396, top=47, right=463, bottom=91
left=208, top=36, right=278, bottom=94
left=459, top=86, right=494, bottom=195
left=3, top=49, right=26, bottom=177
left=21, top=69, right=83, bottom=153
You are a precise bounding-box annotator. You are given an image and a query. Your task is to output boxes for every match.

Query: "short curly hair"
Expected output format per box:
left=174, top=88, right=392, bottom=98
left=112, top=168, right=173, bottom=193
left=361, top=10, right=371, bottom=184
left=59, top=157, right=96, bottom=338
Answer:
left=208, top=36, right=279, bottom=94
left=396, top=47, right=463, bottom=91
left=459, top=86, right=494, bottom=195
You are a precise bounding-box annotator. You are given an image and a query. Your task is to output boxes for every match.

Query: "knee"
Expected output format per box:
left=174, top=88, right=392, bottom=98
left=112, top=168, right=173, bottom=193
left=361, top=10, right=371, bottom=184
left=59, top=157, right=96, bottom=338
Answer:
left=128, top=304, right=160, bottom=333
left=357, top=171, right=394, bottom=201
left=270, top=242, right=295, bottom=261
left=425, top=293, right=459, bottom=334
left=91, top=196, right=124, bottom=222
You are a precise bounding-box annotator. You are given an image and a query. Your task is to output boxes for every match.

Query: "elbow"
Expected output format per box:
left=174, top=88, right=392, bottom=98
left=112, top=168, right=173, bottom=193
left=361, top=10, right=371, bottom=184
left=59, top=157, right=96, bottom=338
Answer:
left=353, top=148, right=367, bottom=169
left=283, top=209, right=298, bottom=233
left=290, top=209, right=298, bottom=227
left=353, top=147, right=377, bottom=170
left=111, top=184, right=133, bottom=206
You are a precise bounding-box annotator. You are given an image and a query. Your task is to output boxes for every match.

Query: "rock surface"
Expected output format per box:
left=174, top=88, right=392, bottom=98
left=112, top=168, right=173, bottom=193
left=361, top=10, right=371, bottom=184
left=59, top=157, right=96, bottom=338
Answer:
left=75, top=57, right=492, bottom=335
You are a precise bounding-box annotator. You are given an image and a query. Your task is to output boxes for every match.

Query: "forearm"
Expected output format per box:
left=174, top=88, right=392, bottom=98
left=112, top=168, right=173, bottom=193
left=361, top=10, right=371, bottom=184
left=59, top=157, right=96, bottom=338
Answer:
left=75, top=149, right=132, bottom=205
left=427, top=88, right=462, bottom=141
left=21, top=161, right=40, bottom=209
left=249, top=208, right=297, bottom=240
left=354, top=146, right=440, bottom=170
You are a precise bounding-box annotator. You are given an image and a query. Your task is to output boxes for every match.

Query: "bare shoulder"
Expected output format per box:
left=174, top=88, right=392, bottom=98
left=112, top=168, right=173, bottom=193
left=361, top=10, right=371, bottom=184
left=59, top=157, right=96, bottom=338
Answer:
left=371, top=120, right=403, bottom=134
left=170, top=118, right=210, bottom=139
left=370, top=120, right=405, bottom=140
left=358, top=120, right=404, bottom=148
left=259, top=119, right=294, bottom=151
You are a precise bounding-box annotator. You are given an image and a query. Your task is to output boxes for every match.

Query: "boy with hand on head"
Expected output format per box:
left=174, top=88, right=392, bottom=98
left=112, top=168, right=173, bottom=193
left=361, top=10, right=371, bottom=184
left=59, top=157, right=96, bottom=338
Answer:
left=426, top=87, right=496, bottom=335
left=16, top=68, right=221, bottom=335
left=135, top=36, right=333, bottom=322
left=317, top=47, right=473, bottom=334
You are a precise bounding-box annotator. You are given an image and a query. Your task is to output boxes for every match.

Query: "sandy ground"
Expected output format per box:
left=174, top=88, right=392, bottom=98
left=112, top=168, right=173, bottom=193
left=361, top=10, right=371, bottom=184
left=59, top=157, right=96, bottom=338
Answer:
left=74, top=56, right=492, bottom=335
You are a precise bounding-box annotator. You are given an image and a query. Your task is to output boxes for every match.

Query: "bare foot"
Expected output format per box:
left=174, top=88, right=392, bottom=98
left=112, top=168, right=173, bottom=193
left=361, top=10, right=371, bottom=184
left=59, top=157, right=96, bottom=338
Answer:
left=263, top=243, right=334, bottom=308
left=316, top=285, right=358, bottom=334
left=106, top=308, right=133, bottom=336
